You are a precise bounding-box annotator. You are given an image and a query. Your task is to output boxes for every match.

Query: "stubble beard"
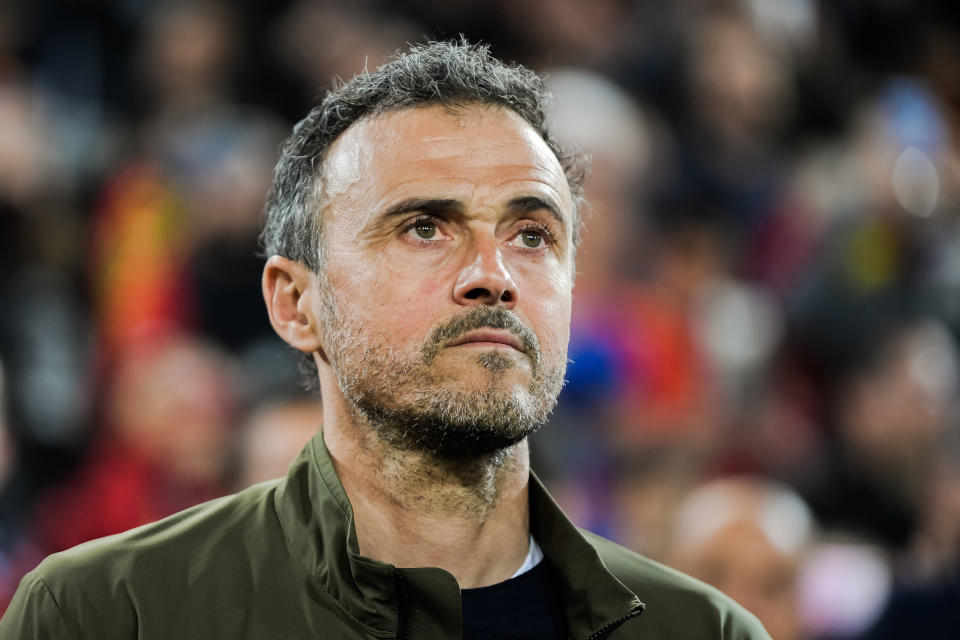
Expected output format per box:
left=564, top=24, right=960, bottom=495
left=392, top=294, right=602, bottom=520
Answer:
left=316, top=280, right=566, bottom=463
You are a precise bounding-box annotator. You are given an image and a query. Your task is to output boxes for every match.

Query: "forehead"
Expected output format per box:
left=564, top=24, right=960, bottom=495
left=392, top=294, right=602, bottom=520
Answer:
left=319, top=104, right=574, bottom=221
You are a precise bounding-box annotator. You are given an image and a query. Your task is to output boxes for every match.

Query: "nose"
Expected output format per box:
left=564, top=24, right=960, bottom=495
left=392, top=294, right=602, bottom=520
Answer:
left=453, top=236, right=518, bottom=309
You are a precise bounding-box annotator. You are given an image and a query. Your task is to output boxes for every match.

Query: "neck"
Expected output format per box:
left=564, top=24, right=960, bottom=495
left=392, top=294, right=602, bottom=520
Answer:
left=322, top=397, right=532, bottom=589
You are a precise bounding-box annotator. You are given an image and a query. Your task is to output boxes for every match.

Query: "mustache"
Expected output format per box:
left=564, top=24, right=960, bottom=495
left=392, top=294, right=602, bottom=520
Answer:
left=423, top=307, right=540, bottom=360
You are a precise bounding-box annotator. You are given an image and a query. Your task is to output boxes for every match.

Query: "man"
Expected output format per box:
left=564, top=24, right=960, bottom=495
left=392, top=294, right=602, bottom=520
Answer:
left=1, top=41, right=769, bottom=639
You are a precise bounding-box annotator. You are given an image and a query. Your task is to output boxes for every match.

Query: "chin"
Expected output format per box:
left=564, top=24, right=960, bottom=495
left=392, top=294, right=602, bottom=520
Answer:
left=436, top=351, right=532, bottom=385
left=354, top=381, right=551, bottom=462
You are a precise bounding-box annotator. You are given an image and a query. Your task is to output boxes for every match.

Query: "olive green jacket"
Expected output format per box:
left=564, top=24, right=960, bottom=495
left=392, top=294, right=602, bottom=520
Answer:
left=1, top=433, right=769, bottom=639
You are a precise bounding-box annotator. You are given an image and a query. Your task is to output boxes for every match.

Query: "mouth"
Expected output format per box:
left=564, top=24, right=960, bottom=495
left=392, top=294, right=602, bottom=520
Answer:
left=447, top=329, right=525, bottom=353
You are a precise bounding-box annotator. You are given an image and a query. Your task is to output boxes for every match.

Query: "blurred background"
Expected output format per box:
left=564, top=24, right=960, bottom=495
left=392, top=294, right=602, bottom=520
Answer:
left=0, top=0, right=958, bottom=637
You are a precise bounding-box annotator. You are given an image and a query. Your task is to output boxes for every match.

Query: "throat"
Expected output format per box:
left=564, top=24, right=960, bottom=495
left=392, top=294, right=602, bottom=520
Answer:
left=338, top=390, right=528, bottom=515
left=358, top=422, right=527, bottom=517
left=328, top=414, right=532, bottom=587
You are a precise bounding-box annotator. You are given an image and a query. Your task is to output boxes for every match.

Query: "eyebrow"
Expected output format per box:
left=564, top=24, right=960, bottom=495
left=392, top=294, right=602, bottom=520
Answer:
left=505, top=195, right=565, bottom=227
left=381, top=198, right=465, bottom=220
left=379, top=195, right=566, bottom=227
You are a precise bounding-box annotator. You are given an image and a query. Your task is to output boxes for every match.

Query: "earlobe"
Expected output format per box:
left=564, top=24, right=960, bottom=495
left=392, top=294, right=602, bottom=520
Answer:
left=262, top=256, right=324, bottom=354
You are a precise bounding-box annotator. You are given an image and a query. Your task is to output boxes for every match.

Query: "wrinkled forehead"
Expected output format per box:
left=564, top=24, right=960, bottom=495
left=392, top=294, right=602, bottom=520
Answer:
left=318, top=103, right=575, bottom=215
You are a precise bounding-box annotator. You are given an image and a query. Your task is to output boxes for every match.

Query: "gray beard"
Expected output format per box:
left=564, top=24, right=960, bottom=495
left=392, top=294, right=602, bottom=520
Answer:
left=318, top=284, right=565, bottom=462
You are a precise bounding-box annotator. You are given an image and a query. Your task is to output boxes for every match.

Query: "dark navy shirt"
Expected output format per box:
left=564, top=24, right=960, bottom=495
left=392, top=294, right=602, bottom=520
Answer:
left=461, top=560, right=569, bottom=639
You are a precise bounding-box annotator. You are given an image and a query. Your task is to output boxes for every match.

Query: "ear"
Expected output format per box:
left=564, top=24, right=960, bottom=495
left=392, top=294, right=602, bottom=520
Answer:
left=262, top=256, right=324, bottom=355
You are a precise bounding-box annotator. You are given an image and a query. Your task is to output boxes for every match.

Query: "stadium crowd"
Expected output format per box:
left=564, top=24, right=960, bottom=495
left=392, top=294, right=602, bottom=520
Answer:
left=0, top=1, right=958, bottom=637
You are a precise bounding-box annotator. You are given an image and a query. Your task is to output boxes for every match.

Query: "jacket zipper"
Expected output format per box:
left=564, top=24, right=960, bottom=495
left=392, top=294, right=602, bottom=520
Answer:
left=584, top=605, right=644, bottom=640
left=395, top=572, right=410, bottom=640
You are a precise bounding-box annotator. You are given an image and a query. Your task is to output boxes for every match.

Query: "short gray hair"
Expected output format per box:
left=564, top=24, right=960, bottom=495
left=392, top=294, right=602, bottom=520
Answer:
left=260, top=39, right=587, bottom=272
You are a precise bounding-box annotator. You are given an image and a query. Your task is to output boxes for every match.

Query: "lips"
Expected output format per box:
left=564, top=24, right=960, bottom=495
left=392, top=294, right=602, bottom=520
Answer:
left=448, top=329, right=525, bottom=352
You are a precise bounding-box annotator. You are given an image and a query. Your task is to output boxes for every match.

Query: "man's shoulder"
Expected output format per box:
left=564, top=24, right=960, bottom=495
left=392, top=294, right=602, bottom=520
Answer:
left=1, top=479, right=319, bottom=638
left=23, top=478, right=287, bottom=633
left=579, top=528, right=720, bottom=598
left=36, top=479, right=283, bottom=587
left=580, top=530, right=771, bottom=639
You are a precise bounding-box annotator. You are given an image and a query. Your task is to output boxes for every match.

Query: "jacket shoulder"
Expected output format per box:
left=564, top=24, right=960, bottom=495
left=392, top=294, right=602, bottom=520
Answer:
left=581, top=530, right=771, bottom=639
left=0, top=569, right=80, bottom=637
left=38, top=479, right=282, bottom=580
left=3, top=481, right=285, bottom=639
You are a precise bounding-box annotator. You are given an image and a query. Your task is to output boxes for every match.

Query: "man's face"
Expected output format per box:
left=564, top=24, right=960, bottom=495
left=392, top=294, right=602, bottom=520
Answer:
left=312, top=104, right=575, bottom=459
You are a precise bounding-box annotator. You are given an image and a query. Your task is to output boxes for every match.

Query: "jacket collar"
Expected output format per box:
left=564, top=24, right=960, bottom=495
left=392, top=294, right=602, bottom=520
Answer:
left=274, top=431, right=643, bottom=639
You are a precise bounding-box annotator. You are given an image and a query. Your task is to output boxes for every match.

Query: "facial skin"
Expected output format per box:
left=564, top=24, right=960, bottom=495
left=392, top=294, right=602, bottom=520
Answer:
left=268, top=104, right=575, bottom=462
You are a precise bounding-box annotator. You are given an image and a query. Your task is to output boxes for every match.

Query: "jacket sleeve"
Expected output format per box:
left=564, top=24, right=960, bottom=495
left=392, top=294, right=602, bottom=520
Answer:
left=0, top=571, right=80, bottom=639
left=724, top=606, right=772, bottom=640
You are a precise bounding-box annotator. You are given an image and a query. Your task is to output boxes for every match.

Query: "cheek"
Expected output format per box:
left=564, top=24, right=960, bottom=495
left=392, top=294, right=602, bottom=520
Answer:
left=518, top=268, right=572, bottom=352
left=418, top=275, right=444, bottom=298
left=540, top=305, right=572, bottom=362
left=347, top=272, right=446, bottom=346
left=372, top=260, right=448, bottom=327
left=381, top=241, right=456, bottom=278
left=367, top=248, right=455, bottom=333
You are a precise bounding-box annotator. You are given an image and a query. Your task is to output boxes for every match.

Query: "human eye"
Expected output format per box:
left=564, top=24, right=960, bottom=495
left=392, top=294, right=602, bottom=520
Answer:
left=510, top=223, right=555, bottom=250
left=402, top=215, right=444, bottom=242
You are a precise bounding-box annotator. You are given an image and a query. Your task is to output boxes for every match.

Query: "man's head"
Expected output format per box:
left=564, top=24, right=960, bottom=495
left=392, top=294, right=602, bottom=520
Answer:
left=261, top=41, right=585, bottom=461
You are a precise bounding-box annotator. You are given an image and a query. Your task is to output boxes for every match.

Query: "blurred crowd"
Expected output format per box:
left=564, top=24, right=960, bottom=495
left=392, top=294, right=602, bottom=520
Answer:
left=1, top=0, right=959, bottom=637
